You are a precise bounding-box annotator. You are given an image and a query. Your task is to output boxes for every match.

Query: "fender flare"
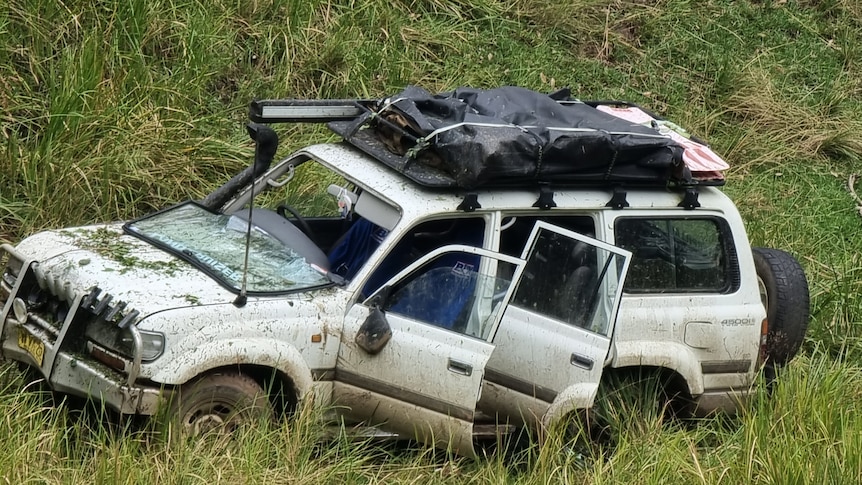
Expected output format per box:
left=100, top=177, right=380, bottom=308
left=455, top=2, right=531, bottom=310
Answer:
left=148, top=338, right=316, bottom=399
left=542, top=382, right=599, bottom=429
left=610, top=341, right=704, bottom=396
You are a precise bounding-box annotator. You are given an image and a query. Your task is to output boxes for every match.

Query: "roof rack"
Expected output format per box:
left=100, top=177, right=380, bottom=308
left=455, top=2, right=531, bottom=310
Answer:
left=248, top=90, right=726, bottom=195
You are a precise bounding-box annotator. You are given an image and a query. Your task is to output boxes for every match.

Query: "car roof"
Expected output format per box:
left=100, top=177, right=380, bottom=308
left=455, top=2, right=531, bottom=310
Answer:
left=299, top=142, right=735, bottom=220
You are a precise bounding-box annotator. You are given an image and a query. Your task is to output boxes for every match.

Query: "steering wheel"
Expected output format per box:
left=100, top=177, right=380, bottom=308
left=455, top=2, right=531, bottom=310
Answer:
left=276, top=202, right=316, bottom=242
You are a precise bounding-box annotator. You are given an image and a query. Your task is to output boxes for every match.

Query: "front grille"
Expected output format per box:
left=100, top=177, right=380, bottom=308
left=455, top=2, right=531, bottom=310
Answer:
left=85, top=322, right=134, bottom=359
left=25, top=265, right=139, bottom=349
left=6, top=254, right=142, bottom=366
left=20, top=277, right=68, bottom=344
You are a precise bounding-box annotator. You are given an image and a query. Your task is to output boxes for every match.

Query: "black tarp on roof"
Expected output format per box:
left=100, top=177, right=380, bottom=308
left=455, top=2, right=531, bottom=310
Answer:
left=329, top=85, right=689, bottom=189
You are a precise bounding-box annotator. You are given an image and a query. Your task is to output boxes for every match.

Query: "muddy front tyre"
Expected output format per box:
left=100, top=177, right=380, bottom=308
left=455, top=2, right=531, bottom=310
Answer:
left=752, top=247, right=810, bottom=366
left=169, top=372, right=273, bottom=437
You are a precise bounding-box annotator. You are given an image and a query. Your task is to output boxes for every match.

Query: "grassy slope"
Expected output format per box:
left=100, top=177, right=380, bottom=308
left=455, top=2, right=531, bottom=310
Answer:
left=2, top=0, right=862, bottom=482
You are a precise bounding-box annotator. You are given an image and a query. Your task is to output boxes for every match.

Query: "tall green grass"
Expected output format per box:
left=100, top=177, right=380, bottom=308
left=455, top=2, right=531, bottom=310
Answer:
left=3, top=353, right=862, bottom=483
left=2, top=0, right=862, bottom=481
left=3, top=0, right=860, bottom=237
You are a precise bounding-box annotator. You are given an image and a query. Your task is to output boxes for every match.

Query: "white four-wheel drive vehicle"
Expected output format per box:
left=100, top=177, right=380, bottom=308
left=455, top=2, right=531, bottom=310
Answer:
left=0, top=87, right=809, bottom=456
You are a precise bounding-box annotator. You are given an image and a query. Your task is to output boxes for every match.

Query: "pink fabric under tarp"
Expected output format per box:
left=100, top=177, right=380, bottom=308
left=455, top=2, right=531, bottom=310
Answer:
left=596, top=105, right=728, bottom=181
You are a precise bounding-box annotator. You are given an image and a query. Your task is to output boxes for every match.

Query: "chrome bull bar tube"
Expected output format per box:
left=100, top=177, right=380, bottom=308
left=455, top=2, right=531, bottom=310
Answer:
left=0, top=243, right=26, bottom=263
left=127, top=325, right=143, bottom=386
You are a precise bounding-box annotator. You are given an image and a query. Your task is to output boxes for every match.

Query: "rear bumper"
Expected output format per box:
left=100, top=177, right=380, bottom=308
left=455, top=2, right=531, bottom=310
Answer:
left=693, top=388, right=750, bottom=417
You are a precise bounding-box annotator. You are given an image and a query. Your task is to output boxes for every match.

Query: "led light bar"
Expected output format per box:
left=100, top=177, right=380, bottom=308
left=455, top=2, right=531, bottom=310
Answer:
left=249, top=99, right=371, bottom=123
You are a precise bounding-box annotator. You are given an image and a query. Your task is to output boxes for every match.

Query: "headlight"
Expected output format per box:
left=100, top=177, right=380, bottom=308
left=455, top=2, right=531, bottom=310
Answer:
left=122, top=329, right=166, bottom=361
left=85, top=324, right=166, bottom=362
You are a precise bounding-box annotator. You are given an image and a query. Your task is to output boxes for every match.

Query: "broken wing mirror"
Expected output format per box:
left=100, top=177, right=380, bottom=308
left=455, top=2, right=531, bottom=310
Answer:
left=355, top=306, right=392, bottom=355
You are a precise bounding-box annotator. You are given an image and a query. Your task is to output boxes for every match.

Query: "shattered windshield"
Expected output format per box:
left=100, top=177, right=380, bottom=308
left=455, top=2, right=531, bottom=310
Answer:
left=124, top=202, right=330, bottom=294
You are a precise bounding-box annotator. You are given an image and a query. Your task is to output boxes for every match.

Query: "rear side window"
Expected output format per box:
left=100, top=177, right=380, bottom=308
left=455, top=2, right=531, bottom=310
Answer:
left=614, top=217, right=738, bottom=293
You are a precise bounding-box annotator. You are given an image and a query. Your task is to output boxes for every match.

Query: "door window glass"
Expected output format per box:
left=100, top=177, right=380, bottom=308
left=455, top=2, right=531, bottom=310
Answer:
left=511, top=227, right=626, bottom=335
left=382, top=251, right=515, bottom=340
left=363, top=217, right=485, bottom=297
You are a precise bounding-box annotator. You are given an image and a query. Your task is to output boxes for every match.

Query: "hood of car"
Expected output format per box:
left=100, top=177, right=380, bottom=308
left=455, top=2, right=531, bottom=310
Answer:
left=16, top=223, right=238, bottom=314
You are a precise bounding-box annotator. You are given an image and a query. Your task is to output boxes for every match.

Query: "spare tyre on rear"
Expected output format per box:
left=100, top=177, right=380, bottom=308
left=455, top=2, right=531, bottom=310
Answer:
left=752, top=247, right=810, bottom=366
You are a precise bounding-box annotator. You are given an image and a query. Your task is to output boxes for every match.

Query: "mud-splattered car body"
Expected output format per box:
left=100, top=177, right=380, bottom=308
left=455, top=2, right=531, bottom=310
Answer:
left=1, top=135, right=776, bottom=456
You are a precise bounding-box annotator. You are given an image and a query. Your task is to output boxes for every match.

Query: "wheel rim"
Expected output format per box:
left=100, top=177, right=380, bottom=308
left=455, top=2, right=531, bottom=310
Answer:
left=183, top=402, right=241, bottom=435
left=757, top=275, right=769, bottom=313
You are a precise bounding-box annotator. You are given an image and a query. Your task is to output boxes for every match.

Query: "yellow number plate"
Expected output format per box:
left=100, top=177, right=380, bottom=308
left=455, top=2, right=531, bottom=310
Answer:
left=17, top=327, right=45, bottom=367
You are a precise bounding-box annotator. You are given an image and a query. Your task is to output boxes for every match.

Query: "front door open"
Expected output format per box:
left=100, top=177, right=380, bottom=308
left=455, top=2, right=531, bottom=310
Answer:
left=334, top=245, right=525, bottom=456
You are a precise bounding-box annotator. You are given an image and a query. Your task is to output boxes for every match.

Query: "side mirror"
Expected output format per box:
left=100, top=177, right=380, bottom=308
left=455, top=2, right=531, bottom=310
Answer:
left=355, top=306, right=392, bottom=355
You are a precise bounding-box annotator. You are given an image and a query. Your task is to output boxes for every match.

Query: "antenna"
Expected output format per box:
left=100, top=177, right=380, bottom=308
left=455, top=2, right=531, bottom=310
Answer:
left=234, top=123, right=278, bottom=307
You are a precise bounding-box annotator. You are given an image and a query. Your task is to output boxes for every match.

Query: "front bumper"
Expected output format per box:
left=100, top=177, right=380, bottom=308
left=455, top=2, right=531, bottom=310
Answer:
left=52, top=353, right=167, bottom=415
left=3, top=321, right=167, bottom=415
left=0, top=244, right=163, bottom=416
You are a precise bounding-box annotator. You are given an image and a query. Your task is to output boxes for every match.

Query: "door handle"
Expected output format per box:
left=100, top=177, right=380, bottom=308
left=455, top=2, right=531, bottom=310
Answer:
left=570, top=353, right=594, bottom=370
left=447, top=359, right=473, bottom=376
